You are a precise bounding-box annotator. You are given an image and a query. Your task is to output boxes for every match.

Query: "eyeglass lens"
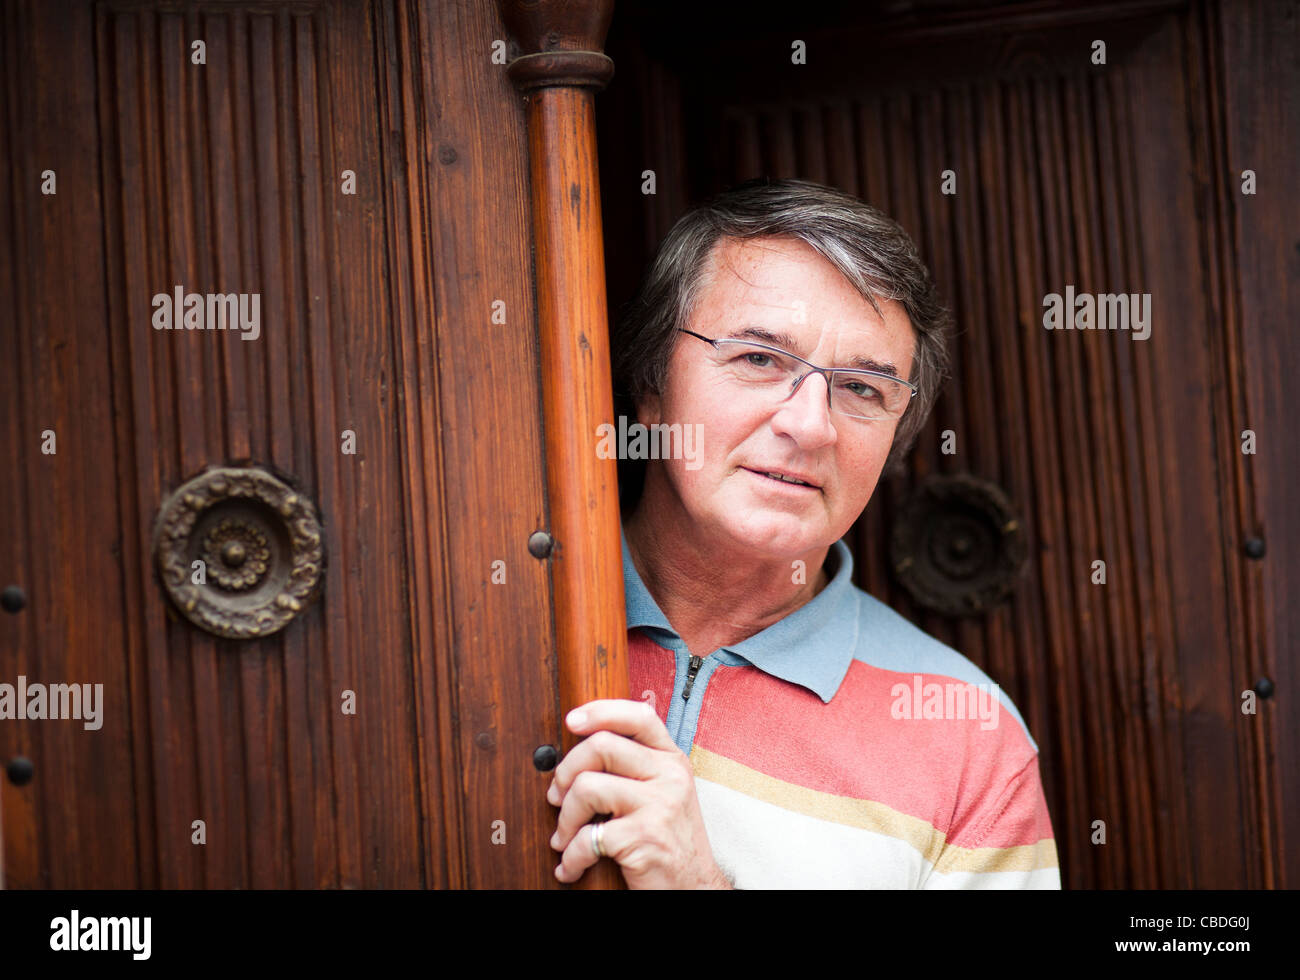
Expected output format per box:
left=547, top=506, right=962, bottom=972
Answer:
left=711, top=340, right=908, bottom=419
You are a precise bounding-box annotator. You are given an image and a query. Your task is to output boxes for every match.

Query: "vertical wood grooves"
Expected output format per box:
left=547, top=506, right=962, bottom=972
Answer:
left=1191, top=0, right=1273, bottom=886
left=1144, top=3, right=1242, bottom=883
left=1125, top=11, right=1218, bottom=886
left=1214, top=0, right=1298, bottom=888
left=89, top=2, right=129, bottom=888
left=146, top=8, right=188, bottom=886
left=8, top=0, right=564, bottom=890
left=1083, top=71, right=1134, bottom=884
left=1091, top=70, right=1154, bottom=886
left=394, top=0, right=563, bottom=887
left=950, top=85, right=984, bottom=661
left=101, top=4, right=152, bottom=888
left=389, top=0, right=464, bottom=889
left=84, top=0, right=416, bottom=889
left=973, top=80, right=1021, bottom=760
left=1113, top=57, right=1190, bottom=888
left=1089, top=72, right=1134, bottom=884
left=377, top=0, right=439, bottom=888
left=1062, top=75, right=1106, bottom=878
left=414, top=0, right=468, bottom=885
left=367, top=0, right=421, bottom=888
left=300, top=3, right=336, bottom=889
left=0, top=0, right=34, bottom=886
left=1029, top=74, right=1092, bottom=882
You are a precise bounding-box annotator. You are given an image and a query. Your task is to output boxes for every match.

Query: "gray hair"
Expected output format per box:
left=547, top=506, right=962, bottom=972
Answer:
left=611, top=177, right=952, bottom=481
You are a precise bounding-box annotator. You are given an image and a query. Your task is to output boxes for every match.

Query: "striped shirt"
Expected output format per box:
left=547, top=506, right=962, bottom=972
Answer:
left=622, top=527, right=1061, bottom=889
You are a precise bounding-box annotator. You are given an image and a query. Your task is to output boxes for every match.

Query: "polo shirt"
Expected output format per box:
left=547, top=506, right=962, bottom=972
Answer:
left=622, top=525, right=1061, bottom=889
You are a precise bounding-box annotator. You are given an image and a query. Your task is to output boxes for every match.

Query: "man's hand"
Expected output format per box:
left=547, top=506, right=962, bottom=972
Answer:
left=547, top=698, right=732, bottom=889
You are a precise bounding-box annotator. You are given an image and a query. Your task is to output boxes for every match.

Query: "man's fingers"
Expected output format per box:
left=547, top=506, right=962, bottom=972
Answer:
left=555, top=815, right=632, bottom=884
left=549, top=728, right=660, bottom=805
left=565, top=697, right=677, bottom=751
left=550, top=769, right=643, bottom=853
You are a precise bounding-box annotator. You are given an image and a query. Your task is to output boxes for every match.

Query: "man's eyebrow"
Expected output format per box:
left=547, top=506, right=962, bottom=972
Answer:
left=728, top=326, right=902, bottom=377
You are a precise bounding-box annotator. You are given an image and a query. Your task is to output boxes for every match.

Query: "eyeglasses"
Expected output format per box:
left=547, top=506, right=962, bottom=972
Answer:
left=676, top=328, right=917, bottom=421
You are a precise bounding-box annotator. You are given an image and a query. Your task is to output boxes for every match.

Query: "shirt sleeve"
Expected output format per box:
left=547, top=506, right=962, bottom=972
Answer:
left=921, top=752, right=1061, bottom=889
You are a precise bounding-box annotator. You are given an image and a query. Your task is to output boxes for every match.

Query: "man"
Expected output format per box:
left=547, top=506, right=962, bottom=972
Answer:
left=546, top=178, right=1060, bottom=889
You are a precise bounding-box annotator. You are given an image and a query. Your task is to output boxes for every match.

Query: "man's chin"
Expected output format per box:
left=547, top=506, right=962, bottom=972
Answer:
left=715, top=517, right=826, bottom=557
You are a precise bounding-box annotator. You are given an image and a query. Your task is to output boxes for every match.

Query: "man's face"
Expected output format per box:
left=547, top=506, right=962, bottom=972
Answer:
left=637, top=235, right=916, bottom=559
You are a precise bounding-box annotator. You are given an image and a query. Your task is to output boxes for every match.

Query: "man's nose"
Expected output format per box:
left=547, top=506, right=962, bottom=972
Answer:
left=773, top=370, right=837, bottom=443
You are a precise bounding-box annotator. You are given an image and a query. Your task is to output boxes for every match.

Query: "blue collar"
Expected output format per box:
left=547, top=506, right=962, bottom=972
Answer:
left=621, top=526, right=859, bottom=703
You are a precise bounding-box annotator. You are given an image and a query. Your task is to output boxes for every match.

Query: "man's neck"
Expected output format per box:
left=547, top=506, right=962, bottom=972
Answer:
left=623, top=490, right=833, bottom=657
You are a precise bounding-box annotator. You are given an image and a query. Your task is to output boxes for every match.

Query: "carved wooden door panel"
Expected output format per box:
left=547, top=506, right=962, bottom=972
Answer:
left=598, top=0, right=1297, bottom=889
left=0, top=0, right=598, bottom=888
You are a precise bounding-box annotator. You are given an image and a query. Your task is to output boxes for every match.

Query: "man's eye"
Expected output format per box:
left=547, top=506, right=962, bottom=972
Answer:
left=727, top=347, right=788, bottom=377
left=843, top=380, right=882, bottom=400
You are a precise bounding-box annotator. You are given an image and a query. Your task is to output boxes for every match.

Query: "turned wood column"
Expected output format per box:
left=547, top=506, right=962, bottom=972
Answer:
left=498, top=0, right=628, bottom=890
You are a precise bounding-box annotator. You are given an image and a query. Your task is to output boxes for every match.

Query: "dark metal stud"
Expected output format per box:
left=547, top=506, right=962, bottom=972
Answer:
left=533, top=744, right=559, bottom=771
left=528, top=531, right=554, bottom=559
left=6, top=756, right=34, bottom=786
left=1, top=585, right=25, bottom=613
left=1243, top=537, right=1266, bottom=559
left=1255, top=677, right=1275, bottom=699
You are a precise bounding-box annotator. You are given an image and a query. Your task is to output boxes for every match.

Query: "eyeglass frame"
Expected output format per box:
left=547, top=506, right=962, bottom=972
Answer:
left=675, top=328, right=917, bottom=421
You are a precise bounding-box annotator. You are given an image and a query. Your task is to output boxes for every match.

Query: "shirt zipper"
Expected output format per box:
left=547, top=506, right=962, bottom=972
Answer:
left=681, top=654, right=705, bottom=702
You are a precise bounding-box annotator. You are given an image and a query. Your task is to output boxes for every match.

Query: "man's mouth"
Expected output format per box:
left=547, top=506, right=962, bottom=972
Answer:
left=742, top=467, right=821, bottom=490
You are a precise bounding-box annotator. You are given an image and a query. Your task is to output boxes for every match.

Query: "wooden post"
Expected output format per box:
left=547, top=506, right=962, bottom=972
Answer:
left=498, top=0, right=629, bottom=889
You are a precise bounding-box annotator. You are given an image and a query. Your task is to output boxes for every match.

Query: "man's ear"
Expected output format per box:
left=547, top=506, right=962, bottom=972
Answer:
left=635, top=390, right=662, bottom=428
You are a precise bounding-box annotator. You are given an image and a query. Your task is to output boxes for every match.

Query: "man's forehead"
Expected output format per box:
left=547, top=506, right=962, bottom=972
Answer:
left=705, top=237, right=878, bottom=317
left=698, top=237, right=915, bottom=374
left=706, top=235, right=810, bottom=279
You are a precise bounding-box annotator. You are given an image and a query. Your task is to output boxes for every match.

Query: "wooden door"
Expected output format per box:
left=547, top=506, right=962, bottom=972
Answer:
left=0, top=0, right=614, bottom=888
left=598, top=0, right=1298, bottom=888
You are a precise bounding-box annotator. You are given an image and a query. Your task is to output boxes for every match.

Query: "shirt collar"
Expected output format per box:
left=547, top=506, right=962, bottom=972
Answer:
left=621, top=525, right=859, bottom=703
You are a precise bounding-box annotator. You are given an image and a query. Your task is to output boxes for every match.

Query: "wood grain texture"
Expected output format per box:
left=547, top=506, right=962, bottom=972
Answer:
left=499, top=0, right=630, bottom=890
left=598, top=0, right=1293, bottom=888
left=0, top=0, right=138, bottom=889
left=0, top=0, right=564, bottom=888
left=89, top=0, right=426, bottom=888
left=388, top=0, right=565, bottom=889
left=526, top=88, right=630, bottom=890
left=1214, top=0, right=1297, bottom=888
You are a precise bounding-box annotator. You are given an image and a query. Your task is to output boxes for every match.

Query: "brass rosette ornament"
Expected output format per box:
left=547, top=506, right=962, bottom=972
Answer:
left=153, top=466, right=324, bottom=639
left=890, top=473, right=1027, bottom=617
